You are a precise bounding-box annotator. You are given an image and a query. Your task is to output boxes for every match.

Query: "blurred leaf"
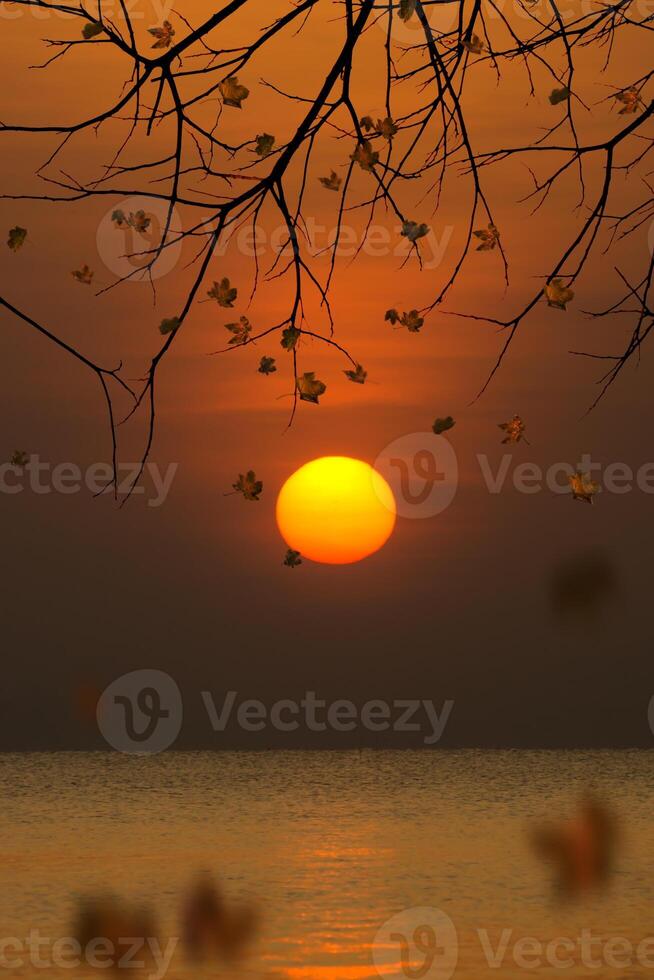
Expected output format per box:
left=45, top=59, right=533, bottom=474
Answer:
left=549, top=86, right=570, bottom=105
left=258, top=356, right=276, bottom=375
left=401, top=220, right=429, bottom=243
left=225, top=315, right=251, bottom=346
left=399, top=0, right=417, bottom=21
left=232, top=470, right=263, bottom=501
left=208, top=277, right=237, bottom=308
left=433, top=416, right=455, bottom=434
left=545, top=278, right=574, bottom=310
left=297, top=372, right=326, bottom=404
left=219, top=76, right=249, bottom=108
left=7, top=226, right=27, bottom=252
left=351, top=141, right=379, bottom=172
left=71, top=264, right=93, bottom=285
left=360, top=115, right=375, bottom=131
left=148, top=20, right=175, bottom=48
left=463, top=33, right=485, bottom=53
left=569, top=471, right=600, bottom=504
left=473, top=223, right=500, bottom=251
left=130, top=210, right=150, bottom=233
left=159, top=316, right=180, bottom=335
left=283, top=548, right=302, bottom=568
left=344, top=363, right=367, bottom=384
left=82, top=21, right=104, bottom=39
left=281, top=326, right=300, bottom=350
left=614, top=86, right=643, bottom=114
left=255, top=133, right=275, bottom=157
left=10, top=450, right=28, bottom=467
left=498, top=414, right=527, bottom=444
left=319, top=171, right=342, bottom=191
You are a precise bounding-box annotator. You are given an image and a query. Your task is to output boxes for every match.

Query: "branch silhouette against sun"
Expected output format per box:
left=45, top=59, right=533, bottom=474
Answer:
left=1, top=0, right=652, bottom=498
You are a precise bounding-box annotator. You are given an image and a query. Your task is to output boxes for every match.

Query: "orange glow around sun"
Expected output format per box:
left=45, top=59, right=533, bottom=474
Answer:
left=276, top=457, right=397, bottom=565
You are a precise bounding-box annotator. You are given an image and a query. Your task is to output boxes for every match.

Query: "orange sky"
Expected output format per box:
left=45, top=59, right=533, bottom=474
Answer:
left=1, top=0, right=653, bottom=748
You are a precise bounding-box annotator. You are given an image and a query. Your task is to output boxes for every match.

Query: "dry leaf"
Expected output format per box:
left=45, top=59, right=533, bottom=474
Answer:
left=225, top=315, right=251, bottom=346
left=254, top=133, right=275, bottom=157
left=385, top=308, right=424, bottom=332
left=283, top=548, right=302, bottom=568
left=463, top=34, right=485, bottom=54
left=344, top=363, right=367, bottom=384
left=351, top=141, right=379, bottom=172
left=258, top=356, right=276, bottom=375
left=401, top=220, right=429, bottom=243
left=148, top=20, right=175, bottom=49
left=219, top=76, right=249, bottom=109
left=545, top=278, right=574, bottom=310
left=569, top=471, right=600, bottom=504
left=498, top=414, right=527, bottom=444
left=208, top=278, right=237, bottom=308
left=82, top=21, right=104, bottom=39
left=319, top=171, right=342, bottom=191
left=7, top=226, right=27, bottom=252
left=71, top=264, right=93, bottom=285
left=433, top=416, right=455, bottom=434
left=159, top=316, right=180, bottom=335
left=473, top=223, right=500, bottom=251
left=297, top=372, right=326, bottom=404
left=549, top=86, right=570, bottom=105
left=232, top=470, right=263, bottom=501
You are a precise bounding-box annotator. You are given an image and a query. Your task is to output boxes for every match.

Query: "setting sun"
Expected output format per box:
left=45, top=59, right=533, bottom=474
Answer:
left=276, top=457, right=397, bottom=565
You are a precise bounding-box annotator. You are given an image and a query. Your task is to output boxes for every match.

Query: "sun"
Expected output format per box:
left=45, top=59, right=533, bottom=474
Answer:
left=276, top=456, right=397, bottom=565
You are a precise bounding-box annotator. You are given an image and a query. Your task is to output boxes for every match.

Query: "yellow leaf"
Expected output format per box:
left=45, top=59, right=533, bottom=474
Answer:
left=569, top=471, right=600, bottom=504
left=544, top=278, right=574, bottom=310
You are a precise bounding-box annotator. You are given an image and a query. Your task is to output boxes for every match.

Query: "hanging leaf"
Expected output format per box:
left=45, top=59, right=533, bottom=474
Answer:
left=10, top=450, right=29, bottom=467
left=148, top=20, right=175, bottom=49
left=225, top=315, right=251, bottom=346
left=129, top=210, right=151, bottom=233
left=351, top=141, right=379, bottom=172
left=359, top=115, right=375, bottom=132
left=344, top=363, right=367, bottom=384
left=258, top=356, right=277, bottom=375
left=385, top=308, right=424, bottom=332
left=219, top=76, right=250, bottom=109
left=82, top=21, right=104, bottom=39
left=319, top=171, right=342, bottom=191
left=569, top=471, right=600, bottom=504
left=463, top=34, right=485, bottom=54
left=549, top=86, right=570, bottom=105
left=255, top=133, right=275, bottom=157
left=614, top=86, right=642, bottom=115
left=498, top=414, right=527, bottom=444
left=473, top=223, right=500, bottom=251
left=377, top=116, right=399, bottom=141
left=7, top=227, right=27, bottom=252
left=297, top=372, right=326, bottom=404
left=232, top=470, right=263, bottom=501
left=207, top=278, right=237, bottom=308
left=283, top=548, right=302, bottom=568
left=71, top=264, right=93, bottom=285
left=281, top=326, right=300, bottom=350
left=159, top=316, right=180, bottom=335
left=399, top=0, right=417, bottom=21
left=544, top=278, right=574, bottom=310
left=433, top=416, right=455, bottom=435
left=401, top=220, right=429, bottom=243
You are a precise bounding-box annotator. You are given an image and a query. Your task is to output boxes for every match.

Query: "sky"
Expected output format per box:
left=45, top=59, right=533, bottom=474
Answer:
left=0, top=0, right=653, bottom=749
